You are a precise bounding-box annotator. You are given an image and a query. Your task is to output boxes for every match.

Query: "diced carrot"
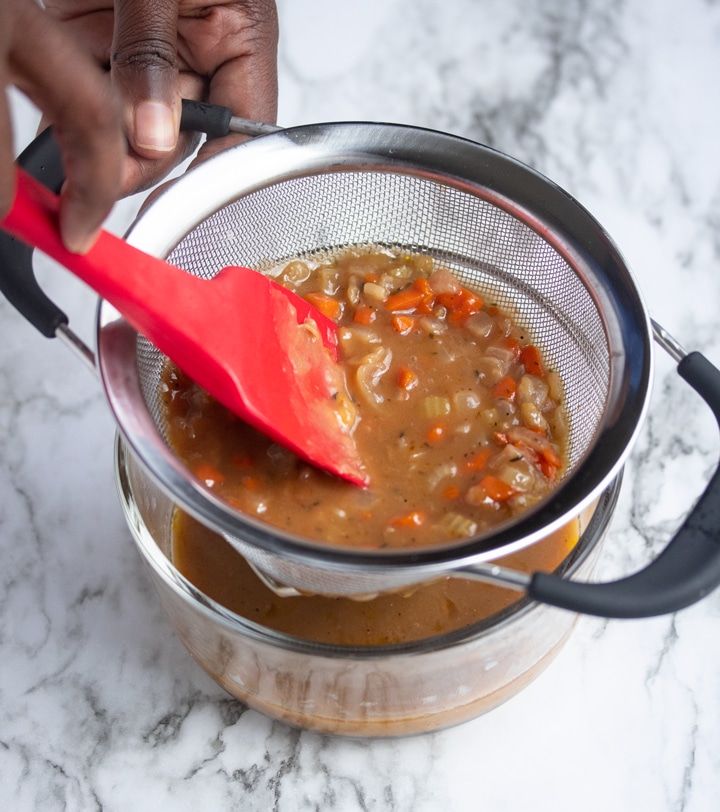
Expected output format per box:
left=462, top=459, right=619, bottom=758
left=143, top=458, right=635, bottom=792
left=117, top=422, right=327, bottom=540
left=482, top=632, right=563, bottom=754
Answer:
left=241, top=475, right=258, bottom=490
left=390, top=510, right=427, bottom=528
left=305, top=292, right=342, bottom=321
left=503, top=337, right=522, bottom=361
left=397, top=367, right=418, bottom=390
left=426, top=422, right=446, bottom=444
left=364, top=272, right=379, bottom=283
left=539, top=443, right=563, bottom=469
left=450, top=290, right=485, bottom=325
left=353, top=304, right=377, bottom=325
left=385, top=287, right=426, bottom=313
left=194, top=463, right=225, bottom=486
left=477, top=475, right=516, bottom=502
left=494, top=431, right=509, bottom=445
left=520, top=344, right=544, bottom=377
left=540, top=458, right=559, bottom=480
left=412, top=277, right=436, bottom=313
left=442, top=484, right=461, bottom=500
left=436, top=291, right=464, bottom=311
left=492, top=375, right=517, bottom=402
left=464, top=448, right=491, bottom=472
left=391, top=314, right=416, bottom=335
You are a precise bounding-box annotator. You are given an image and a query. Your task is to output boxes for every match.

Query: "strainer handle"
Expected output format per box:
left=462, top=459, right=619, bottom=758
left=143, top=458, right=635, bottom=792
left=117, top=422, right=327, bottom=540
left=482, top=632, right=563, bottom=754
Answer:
left=0, top=127, right=68, bottom=338
left=528, top=350, right=720, bottom=618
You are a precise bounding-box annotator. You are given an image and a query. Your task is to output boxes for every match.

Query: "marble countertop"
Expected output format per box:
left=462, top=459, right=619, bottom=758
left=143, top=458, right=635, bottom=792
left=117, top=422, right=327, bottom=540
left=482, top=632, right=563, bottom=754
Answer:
left=2, top=0, right=720, bottom=809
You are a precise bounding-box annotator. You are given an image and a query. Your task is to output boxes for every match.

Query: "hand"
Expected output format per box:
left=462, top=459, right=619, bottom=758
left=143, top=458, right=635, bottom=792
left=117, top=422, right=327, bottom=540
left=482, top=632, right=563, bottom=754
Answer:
left=45, top=0, right=279, bottom=197
left=0, top=0, right=124, bottom=252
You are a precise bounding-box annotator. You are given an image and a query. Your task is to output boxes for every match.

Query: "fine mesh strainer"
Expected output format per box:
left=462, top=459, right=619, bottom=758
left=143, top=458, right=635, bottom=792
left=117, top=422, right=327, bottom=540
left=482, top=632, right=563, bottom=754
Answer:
left=2, top=117, right=720, bottom=618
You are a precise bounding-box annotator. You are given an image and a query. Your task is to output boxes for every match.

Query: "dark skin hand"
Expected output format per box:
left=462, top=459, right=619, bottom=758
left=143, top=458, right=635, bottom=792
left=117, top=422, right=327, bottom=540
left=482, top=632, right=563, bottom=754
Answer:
left=44, top=0, right=279, bottom=196
left=1, top=0, right=278, bottom=251
left=0, top=0, right=124, bottom=253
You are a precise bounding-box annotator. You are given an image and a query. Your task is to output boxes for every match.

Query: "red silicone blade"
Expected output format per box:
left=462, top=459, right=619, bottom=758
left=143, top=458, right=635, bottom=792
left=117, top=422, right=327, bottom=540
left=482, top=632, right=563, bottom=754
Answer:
left=1, top=169, right=368, bottom=486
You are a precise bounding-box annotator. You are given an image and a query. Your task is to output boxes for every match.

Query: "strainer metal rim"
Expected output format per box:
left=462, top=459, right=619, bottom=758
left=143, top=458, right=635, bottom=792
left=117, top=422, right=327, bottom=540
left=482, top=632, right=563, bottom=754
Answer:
left=96, top=121, right=653, bottom=576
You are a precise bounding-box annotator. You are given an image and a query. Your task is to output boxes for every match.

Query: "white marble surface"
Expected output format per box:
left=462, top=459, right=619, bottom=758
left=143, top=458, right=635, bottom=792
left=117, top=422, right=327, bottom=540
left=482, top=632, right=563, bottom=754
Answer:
left=2, top=0, right=720, bottom=809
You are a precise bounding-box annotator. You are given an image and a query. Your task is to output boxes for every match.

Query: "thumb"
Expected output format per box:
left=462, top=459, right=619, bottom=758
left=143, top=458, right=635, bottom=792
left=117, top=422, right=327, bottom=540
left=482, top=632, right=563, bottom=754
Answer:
left=111, top=0, right=180, bottom=158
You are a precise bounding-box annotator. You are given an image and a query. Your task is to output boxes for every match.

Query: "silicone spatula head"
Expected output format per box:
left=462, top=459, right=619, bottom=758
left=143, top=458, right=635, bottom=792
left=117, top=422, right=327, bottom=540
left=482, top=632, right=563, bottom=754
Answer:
left=1, top=169, right=368, bottom=486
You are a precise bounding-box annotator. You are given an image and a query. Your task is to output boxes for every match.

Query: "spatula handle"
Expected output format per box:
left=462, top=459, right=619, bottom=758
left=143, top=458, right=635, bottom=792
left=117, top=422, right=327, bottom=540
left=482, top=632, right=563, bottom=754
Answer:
left=1, top=168, right=205, bottom=344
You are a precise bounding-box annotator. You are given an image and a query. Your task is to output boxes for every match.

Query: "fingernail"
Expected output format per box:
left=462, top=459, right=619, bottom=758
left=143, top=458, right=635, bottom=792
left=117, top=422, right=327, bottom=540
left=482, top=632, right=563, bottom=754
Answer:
left=134, top=101, right=176, bottom=152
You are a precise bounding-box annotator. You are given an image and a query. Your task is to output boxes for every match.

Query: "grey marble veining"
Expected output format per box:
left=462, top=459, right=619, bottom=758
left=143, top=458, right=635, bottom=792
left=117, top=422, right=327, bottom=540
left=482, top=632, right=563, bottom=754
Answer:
left=2, top=0, right=720, bottom=809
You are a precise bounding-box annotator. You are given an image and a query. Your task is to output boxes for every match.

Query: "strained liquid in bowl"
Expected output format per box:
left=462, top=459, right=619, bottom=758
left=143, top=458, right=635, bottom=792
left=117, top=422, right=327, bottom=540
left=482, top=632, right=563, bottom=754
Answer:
left=171, top=507, right=581, bottom=645
left=160, top=248, right=569, bottom=552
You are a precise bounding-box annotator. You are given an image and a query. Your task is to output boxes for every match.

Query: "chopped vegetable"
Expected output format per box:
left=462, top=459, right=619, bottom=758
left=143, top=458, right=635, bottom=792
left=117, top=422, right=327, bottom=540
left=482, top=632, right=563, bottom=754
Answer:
left=423, top=396, right=452, bottom=418
left=464, top=448, right=491, bottom=472
left=469, top=475, right=516, bottom=503
left=426, top=422, right=446, bottom=444
left=385, top=286, right=426, bottom=312
left=193, top=462, right=225, bottom=487
left=492, top=376, right=517, bottom=402
left=353, top=304, right=377, bottom=325
left=397, top=366, right=419, bottom=391
left=391, top=314, right=416, bottom=335
left=390, top=510, right=427, bottom=528
left=305, top=292, right=342, bottom=321
left=520, top=344, right=544, bottom=377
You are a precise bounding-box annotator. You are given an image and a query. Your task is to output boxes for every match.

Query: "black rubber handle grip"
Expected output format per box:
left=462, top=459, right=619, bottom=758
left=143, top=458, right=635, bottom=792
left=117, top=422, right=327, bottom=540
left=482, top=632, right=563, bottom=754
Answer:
left=0, top=127, right=67, bottom=336
left=180, top=98, right=233, bottom=138
left=530, top=351, right=720, bottom=617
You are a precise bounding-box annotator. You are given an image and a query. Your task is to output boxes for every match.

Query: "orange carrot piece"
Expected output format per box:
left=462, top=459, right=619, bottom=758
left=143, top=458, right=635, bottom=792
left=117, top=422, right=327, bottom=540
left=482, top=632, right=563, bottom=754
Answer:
left=443, top=484, right=461, bottom=500
left=492, top=375, right=517, bottom=402
left=520, top=344, right=544, bottom=376
left=353, top=304, right=377, bottom=325
left=390, top=510, right=427, bottom=528
left=477, top=475, right=516, bottom=502
left=305, top=292, right=342, bottom=321
left=391, top=314, right=416, bottom=335
left=503, top=337, right=522, bottom=361
left=193, top=463, right=225, bottom=486
left=464, top=448, right=491, bottom=472
left=385, top=287, right=426, bottom=313
left=397, top=367, right=418, bottom=390
left=426, top=422, right=446, bottom=444
left=412, top=277, right=436, bottom=313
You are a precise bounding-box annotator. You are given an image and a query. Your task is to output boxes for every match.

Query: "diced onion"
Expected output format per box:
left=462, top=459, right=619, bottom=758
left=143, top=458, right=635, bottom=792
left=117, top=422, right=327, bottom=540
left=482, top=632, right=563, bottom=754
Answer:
left=465, top=310, right=494, bottom=339
left=520, top=401, right=548, bottom=432
left=363, top=282, right=388, bottom=303
left=428, top=267, right=462, bottom=295
left=517, top=374, right=549, bottom=409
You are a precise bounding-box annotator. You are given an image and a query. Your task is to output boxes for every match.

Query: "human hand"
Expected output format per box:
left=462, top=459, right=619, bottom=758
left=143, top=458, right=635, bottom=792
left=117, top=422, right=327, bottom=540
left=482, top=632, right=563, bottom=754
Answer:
left=44, top=0, right=279, bottom=197
left=0, top=0, right=124, bottom=253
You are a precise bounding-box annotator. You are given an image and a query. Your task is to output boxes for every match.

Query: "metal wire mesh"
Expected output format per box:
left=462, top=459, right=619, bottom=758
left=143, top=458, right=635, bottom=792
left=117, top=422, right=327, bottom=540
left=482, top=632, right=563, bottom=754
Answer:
left=138, top=170, right=608, bottom=475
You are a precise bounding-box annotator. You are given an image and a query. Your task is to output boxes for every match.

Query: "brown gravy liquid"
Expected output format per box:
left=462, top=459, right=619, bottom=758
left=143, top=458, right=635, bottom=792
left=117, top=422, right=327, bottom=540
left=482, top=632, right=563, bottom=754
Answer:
left=172, top=511, right=579, bottom=646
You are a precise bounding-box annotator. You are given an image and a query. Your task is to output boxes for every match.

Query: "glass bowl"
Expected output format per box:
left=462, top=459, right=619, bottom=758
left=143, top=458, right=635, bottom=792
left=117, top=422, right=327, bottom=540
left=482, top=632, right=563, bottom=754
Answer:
left=115, top=437, right=620, bottom=737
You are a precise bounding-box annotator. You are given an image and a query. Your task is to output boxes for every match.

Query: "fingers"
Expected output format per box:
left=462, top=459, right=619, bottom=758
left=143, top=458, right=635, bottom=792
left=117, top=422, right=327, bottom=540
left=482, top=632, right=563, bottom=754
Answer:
left=111, top=0, right=181, bottom=157
left=178, top=0, right=279, bottom=166
left=7, top=1, right=124, bottom=252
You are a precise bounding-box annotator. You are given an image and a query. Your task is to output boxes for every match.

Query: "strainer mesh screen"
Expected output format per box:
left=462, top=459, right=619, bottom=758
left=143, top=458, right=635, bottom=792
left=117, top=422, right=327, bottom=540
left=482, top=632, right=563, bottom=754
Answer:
left=137, top=170, right=608, bottom=475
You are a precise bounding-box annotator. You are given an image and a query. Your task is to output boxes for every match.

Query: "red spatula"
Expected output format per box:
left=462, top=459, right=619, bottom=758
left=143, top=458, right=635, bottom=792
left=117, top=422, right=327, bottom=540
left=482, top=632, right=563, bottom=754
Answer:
left=1, top=169, right=368, bottom=486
